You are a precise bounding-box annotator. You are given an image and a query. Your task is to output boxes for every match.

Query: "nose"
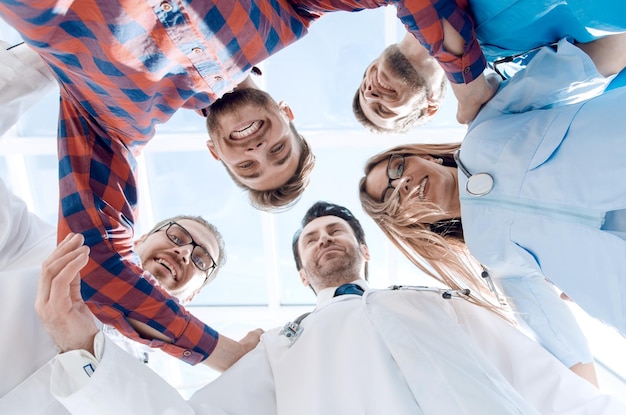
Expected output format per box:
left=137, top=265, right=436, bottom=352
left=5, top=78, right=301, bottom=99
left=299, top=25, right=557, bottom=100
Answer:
left=174, top=245, right=192, bottom=265
left=318, top=234, right=333, bottom=247
left=246, top=140, right=266, bottom=152
left=394, top=176, right=412, bottom=196
left=363, top=79, right=381, bottom=101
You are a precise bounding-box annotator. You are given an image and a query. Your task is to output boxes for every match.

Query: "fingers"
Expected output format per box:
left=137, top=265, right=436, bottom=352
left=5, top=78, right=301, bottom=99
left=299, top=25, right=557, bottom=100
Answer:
left=36, top=233, right=89, bottom=313
left=47, top=246, right=90, bottom=307
left=43, top=232, right=86, bottom=267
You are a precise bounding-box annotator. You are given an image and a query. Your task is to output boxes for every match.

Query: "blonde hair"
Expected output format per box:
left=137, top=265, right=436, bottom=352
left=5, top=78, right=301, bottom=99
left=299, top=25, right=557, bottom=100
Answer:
left=359, top=143, right=513, bottom=322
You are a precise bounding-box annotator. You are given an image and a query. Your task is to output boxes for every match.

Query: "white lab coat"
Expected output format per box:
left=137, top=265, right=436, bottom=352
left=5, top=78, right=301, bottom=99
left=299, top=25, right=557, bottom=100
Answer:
left=0, top=47, right=140, bottom=413
left=51, top=283, right=625, bottom=414
left=459, top=39, right=626, bottom=367
left=0, top=177, right=64, bottom=413
left=0, top=41, right=57, bottom=137
left=0, top=42, right=72, bottom=413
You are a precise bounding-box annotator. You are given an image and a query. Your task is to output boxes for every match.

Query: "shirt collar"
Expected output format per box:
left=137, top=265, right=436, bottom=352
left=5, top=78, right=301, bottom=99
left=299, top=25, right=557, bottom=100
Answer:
left=316, top=279, right=369, bottom=307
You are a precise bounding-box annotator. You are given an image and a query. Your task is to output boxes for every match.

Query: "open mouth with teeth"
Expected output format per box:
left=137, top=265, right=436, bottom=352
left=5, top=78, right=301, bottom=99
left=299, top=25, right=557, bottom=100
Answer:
left=374, top=68, right=395, bottom=93
left=156, top=257, right=177, bottom=280
left=230, top=120, right=264, bottom=140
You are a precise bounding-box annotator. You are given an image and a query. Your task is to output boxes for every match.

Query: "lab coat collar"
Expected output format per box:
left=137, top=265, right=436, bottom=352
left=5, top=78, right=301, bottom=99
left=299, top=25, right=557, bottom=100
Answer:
left=316, top=279, right=369, bottom=307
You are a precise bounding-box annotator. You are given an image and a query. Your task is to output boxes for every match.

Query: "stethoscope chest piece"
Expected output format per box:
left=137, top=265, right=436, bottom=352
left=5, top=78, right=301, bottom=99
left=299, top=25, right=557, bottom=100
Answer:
left=453, top=149, right=494, bottom=196
left=466, top=173, right=494, bottom=196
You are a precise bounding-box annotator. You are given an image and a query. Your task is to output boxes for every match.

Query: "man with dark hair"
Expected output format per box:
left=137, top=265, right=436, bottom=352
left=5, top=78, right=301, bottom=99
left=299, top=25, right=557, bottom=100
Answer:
left=34, top=202, right=625, bottom=414
left=292, top=201, right=368, bottom=283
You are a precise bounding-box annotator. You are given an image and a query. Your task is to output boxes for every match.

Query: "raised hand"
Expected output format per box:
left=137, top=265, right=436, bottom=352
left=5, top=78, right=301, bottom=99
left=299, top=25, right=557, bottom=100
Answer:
left=35, top=233, right=99, bottom=354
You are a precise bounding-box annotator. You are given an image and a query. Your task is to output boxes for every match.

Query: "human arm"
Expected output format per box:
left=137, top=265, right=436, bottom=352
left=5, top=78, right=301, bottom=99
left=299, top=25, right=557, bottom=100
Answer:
left=0, top=177, right=56, bottom=269
left=37, top=234, right=267, bottom=414
left=576, top=32, right=626, bottom=78
left=0, top=0, right=251, bottom=370
left=54, top=94, right=229, bottom=367
left=482, top=38, right=619, bottom=116
left=35, top=233, right=98, bottom=355
left=50, top=333, right=274, bottom=415
left=496, top=272, right=597, bottom=382
left=394, top=0, right=494, bottom=123
left=451, top=299, right=624, bottom=412
left=0, top=41, right=56, bottom=136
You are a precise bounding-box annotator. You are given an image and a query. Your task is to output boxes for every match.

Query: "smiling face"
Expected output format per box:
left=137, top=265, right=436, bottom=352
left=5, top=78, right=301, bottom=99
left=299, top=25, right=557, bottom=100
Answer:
left=296, top=216, right=369, bottom=292
left=206, top=88, right=302, bottom=192
left=357, top=44, right=445, bottom=132
left=134, top=219, right=220, bottom=303
left=364, top=154, right=461, bottom=222
left=358, top=44, right=428, bottom=130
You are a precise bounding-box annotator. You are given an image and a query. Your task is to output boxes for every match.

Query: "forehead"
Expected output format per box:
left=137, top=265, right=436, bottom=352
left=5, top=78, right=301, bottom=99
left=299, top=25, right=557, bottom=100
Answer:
left=177, top=219, right=220, bottom=258
left=301, top=215, right=354, bottom=239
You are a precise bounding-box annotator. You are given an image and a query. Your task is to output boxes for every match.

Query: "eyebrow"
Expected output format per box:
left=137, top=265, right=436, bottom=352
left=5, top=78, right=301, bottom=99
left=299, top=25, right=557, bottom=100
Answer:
left=274, top=146, right=292, bottom=166
left=238, top=144, right=293, bottom=180
left=239, top=170, right=261, bottom=180
left=359, top=89, right=395, bottom=120
left=300, top=221, right=346, bottom=242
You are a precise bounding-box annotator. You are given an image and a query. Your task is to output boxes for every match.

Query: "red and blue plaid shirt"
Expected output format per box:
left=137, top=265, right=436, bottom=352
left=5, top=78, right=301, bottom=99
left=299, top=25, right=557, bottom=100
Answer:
left=0, top=0, right=484, bottom=364
left=292, top=0, right=485, bottom=83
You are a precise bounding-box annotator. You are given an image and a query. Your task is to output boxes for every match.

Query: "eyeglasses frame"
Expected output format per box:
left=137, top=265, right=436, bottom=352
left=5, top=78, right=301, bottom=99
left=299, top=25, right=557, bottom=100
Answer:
left=151, top=221, right=217, bottom=282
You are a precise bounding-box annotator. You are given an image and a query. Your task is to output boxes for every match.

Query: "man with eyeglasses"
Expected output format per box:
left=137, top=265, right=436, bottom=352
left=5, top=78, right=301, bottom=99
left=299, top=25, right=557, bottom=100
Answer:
left=0, top=176, right=266, bottom=413
left=0, top=41, right=264, bottom=414
left=30, top=202, right=626, bottom=414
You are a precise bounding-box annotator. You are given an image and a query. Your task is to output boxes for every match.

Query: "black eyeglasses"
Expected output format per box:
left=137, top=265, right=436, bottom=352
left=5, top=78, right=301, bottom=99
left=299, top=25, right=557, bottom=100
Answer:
left=152, top=221, right=217, bottom=279
left=381, top=154, right=405, bottom=202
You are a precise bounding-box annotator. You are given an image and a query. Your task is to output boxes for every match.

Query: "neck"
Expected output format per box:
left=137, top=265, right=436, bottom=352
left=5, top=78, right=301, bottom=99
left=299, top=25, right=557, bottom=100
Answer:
left=234, top=75, right=259, bottom=91
left=313, top=275, right=364, bottom=294
left=397, top=32, right=431, bottom=64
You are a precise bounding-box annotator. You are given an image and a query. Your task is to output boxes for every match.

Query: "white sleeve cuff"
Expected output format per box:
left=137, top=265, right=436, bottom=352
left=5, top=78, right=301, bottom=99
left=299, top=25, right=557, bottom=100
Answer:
left=52, top=331, right=105, bottom=395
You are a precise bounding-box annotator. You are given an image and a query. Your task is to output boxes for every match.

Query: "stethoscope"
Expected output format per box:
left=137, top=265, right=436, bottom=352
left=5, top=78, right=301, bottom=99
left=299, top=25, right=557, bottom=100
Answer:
left=278, top=286, right=471, bottom=347
left=453, top=149, right=494, bottom=196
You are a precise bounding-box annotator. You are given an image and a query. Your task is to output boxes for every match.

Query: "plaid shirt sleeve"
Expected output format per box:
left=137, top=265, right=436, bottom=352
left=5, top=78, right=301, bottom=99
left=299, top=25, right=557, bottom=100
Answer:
left=395, top=0, right=485, bottom=83
left=56, top=94, right=218, bottom=364
left=0, top=1, right=224, bottom=365
left=1, top=0, right=313, bottom=365
left=291, top=0, right=486, bottom=83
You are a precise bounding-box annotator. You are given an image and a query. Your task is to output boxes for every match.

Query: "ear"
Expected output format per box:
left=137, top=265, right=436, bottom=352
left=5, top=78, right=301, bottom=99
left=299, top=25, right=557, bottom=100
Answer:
left=359, top=243, right=371, bottom=262
left=425, top=102, right=440, bottom=117
left=278, top=101, right=295, bottom=121
left=299, top=269, right=309, bottom=287
left=206, top=140, right=220, bottom=160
